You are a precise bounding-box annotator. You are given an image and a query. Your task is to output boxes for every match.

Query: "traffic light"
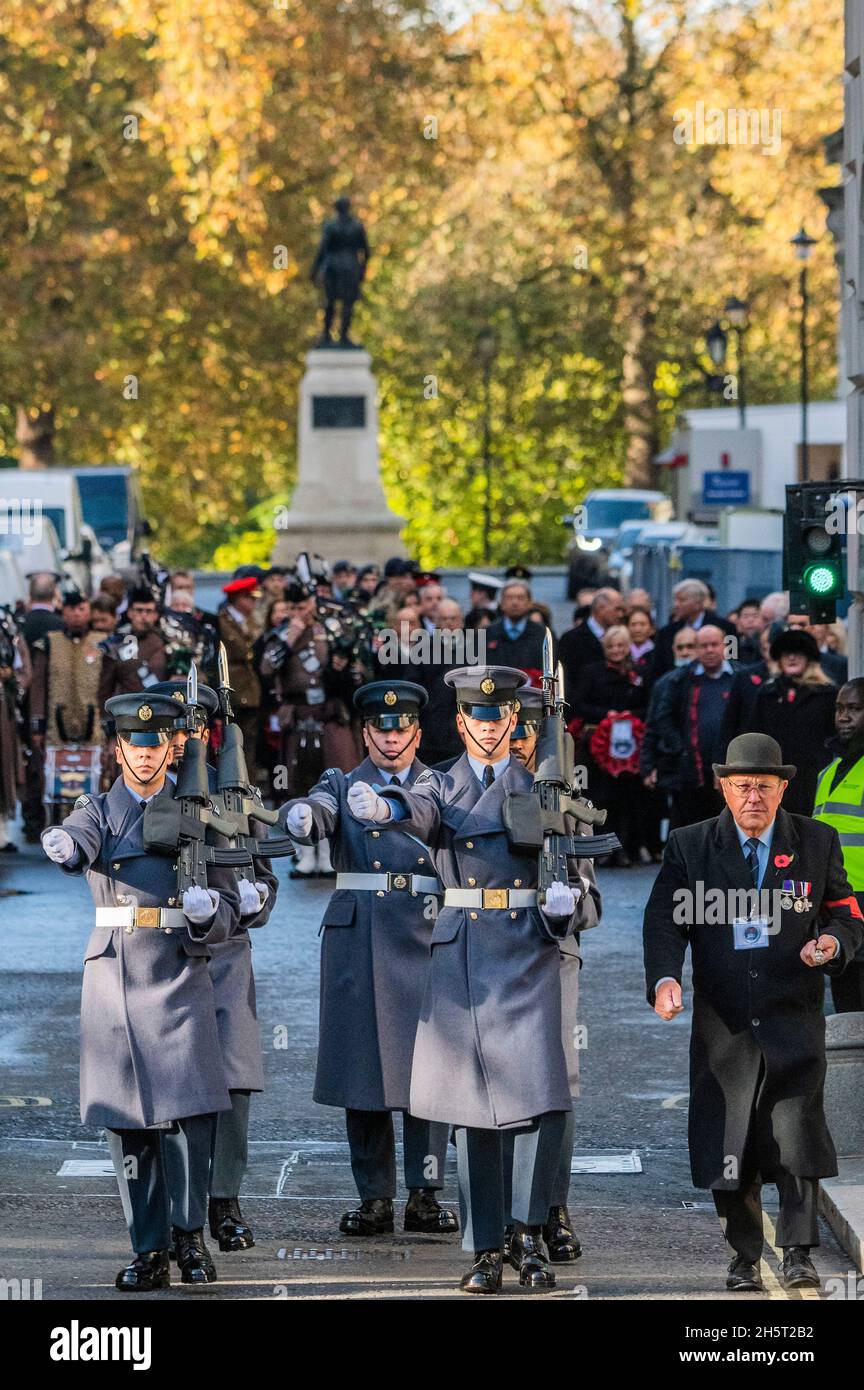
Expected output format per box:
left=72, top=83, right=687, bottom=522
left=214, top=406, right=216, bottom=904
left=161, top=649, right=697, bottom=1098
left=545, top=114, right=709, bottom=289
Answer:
left=783, top=483, right=844, bottom=623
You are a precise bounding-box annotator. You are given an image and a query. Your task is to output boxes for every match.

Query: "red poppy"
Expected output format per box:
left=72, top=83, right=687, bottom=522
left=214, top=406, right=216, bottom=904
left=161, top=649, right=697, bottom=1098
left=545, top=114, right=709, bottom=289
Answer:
left=774, top=853, right=793, bottom=868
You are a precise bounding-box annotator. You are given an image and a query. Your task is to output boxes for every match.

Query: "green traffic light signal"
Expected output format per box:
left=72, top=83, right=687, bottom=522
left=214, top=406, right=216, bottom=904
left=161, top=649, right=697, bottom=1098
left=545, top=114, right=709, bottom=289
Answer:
left=803, top=563, right=840, bottom=596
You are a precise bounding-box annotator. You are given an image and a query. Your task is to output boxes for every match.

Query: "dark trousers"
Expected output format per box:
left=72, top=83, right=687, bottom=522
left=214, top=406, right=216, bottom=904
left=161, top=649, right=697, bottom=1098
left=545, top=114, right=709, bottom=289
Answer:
left=672, top=785, right=723, bottom=829
left=713, top=1172, right=820, bottom=1263
left=106, top=1114, right=215, bottom=1254
left=20, top=743, right=45, bottom=836
left=503, top=1103, right=575, bottom=1218
left=210, top=1090, right=251, bottom=1199
left=456, top=1112, right=568, bottom=1254
left=345, top=1109, right=450, bottom=1200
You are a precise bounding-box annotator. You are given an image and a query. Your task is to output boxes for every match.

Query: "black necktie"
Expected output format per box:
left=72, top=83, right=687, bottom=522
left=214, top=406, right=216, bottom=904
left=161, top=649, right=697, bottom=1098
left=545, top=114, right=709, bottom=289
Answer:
left=745, top=837, right=760, bottom=887
left=389, top=774, right=400, bottom=786
left=483, top=765, right=494, bottom=789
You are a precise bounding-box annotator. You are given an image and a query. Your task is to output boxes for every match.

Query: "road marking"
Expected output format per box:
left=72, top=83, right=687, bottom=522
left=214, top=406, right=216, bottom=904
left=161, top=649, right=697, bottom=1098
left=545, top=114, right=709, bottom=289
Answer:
left=56, top=1159, right=115, bottom=1177
left=0, top=1095, right=52, bottom=1107
left=275, top=1151, right=300, bottom=1197
left=661, top=1093, right=689, bottom=1110
left=570, top=1151, right=643, bottom=1174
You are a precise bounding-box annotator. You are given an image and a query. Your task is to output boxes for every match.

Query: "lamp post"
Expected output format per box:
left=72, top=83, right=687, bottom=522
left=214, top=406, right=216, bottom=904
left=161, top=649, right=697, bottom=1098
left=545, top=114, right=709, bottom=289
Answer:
left=475, top=325, right=499, bottom=564
left=791, top=227, right=817, bottom=481
left=724, top=295, right=749, bottom=428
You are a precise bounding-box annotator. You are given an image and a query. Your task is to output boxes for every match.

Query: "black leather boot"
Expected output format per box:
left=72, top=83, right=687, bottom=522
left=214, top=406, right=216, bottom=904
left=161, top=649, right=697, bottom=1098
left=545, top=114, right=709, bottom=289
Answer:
left=542, top=1205, right=582, bottom=1262
left=404, top=1188, right=459, bottom=1233
left=459, top=1249, right=503, bottom=1294
left=115, top=1250, right=170, bottom=1292
left=781, top=1247, right=820, bottom=1288
left=172, top=1227, right=217, bottom=1285
left=509, top=1226, right=556, bottom=1290
left=339, top=1197, right=394, bottom=1236
left=209, top=1196, right=254, bottom=1252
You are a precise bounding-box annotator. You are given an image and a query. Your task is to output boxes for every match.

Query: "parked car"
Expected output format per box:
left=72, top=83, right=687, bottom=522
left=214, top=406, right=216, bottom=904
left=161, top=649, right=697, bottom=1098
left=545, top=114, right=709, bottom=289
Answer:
left=567, top=488, right=671, bottom=597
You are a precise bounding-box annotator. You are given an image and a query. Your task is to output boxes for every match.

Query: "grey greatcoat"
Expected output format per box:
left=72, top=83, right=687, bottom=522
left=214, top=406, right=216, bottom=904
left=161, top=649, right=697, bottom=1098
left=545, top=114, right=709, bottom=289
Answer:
left=643, top=807, right=864, bottom=1189
left=56, top=777, right=238, bottom=1129
left=381, top=754, right=583, bottom=1130
left=280, top=756, right=440, bottom=1112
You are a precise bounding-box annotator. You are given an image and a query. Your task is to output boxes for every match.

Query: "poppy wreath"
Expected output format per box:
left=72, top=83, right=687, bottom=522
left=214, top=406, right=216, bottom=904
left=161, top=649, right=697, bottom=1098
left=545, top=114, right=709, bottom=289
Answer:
left=590, top=712, right=645, bottom=777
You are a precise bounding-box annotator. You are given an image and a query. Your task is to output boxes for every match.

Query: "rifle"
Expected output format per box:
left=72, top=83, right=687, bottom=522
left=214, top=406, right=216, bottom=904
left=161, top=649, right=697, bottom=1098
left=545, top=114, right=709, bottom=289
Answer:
left=502, top=628, right=621, bottom=909
left=143, top=663, right=251, bottom=891
left=214, top=642, right=297, bottom=870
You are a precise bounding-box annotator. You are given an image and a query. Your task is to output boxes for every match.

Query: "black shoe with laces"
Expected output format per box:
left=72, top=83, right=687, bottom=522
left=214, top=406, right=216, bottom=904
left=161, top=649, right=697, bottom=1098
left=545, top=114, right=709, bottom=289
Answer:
left=208, top=1196, right=254, bottom=1251
left=403, top=1188, right=459, bottom=1233
left=781, top=1246, right=820, bottom=1288
left=508, top=1226, right=556, bottom=1290
left=115, top=1250, right=170, bottom=1292
left=172, top=1227, right=217, bottom=1285
left=542, top=1205, right=582, bottom=1263
left=339, top=1197, right=394, bottom=1236
left=459, top=1249, right=503, bottom=1294
left=725, top=1255, right=762, bottom=1291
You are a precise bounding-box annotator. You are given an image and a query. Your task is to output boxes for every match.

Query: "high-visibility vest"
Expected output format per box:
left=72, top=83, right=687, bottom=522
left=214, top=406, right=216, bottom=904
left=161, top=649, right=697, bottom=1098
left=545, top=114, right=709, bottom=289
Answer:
left=813, top=756, right=864, bottom=890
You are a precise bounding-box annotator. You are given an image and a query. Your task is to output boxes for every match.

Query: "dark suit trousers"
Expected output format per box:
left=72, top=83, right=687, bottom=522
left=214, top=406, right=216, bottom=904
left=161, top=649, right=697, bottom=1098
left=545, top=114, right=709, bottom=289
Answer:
left=345, top=1109, right=450, bottom=1199
left=106, top=1115, right=215, bottom=1253
left=456, top=1112, right=568, bottom=1253
left=713, top=1173, right=819, bottom=1262
left=210, top=1090, right=251, bottom=1199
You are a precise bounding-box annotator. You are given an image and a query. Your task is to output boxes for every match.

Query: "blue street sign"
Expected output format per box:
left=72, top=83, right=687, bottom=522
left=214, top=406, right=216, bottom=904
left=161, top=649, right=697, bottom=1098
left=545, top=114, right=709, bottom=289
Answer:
left=702, top=470, right=750, bottom=506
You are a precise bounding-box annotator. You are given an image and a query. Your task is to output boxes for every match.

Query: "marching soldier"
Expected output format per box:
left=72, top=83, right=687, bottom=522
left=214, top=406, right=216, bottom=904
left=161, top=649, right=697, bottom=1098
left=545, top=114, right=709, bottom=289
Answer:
left=41, top=692, right=240, bottom=1290
left=217, top=573, right=264, bottom=770
left=151, top=678, right=278, bottom=1252
left=347, top=666, right=583, bottom=1294
left=29, top=590, right=104, bottom=821
left=506, top=685, right=601, bottom=1263
left=280, top=680, right=458, bottom=1237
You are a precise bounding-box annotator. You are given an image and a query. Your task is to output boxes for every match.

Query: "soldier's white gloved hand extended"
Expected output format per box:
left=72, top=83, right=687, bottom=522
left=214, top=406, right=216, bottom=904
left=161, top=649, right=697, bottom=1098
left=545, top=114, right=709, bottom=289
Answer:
left=182, top=886, right=220, bottom=923
left=42, top=827, right=76, bottom=864
left=347, top=782, right=391, bottom=822
left=238, top=878, right=269, bottom=915
left=285, top=803, right=313, bottom=838
left=541, top=880, right=578, bottom=920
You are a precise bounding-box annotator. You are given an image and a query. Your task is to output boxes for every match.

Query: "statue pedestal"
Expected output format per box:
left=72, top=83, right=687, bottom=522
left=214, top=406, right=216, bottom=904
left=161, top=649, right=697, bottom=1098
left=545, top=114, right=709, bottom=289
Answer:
left=273, top=348, right=404, bottom=566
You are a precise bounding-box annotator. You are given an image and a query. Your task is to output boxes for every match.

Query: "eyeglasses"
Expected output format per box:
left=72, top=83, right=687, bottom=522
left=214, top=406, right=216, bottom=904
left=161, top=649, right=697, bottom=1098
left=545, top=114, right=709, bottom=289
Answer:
left=725, top=780, right=781, bottom=798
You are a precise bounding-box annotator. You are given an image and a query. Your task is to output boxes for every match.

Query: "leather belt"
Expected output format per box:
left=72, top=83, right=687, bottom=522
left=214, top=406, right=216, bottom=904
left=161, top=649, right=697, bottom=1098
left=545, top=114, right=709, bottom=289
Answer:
left=444, top=888, right=538, bottom=909
left=336, top=872, right=440, bottom=895
left=95, top=906, right=187, bottom=931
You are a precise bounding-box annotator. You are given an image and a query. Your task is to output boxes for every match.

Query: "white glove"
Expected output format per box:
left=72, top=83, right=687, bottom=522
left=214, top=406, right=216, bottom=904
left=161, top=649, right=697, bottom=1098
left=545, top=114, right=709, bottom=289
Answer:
left=347, top=782, right=391, bottom=822
left=285, top=803, right=313, bottom=838
left=42, top=827, right=76, bottom=864
left=182, top=886, right=220, bottom=923
left=541, top=880, right=578, bottom=920
left=238, top=878, right=268, bottom=915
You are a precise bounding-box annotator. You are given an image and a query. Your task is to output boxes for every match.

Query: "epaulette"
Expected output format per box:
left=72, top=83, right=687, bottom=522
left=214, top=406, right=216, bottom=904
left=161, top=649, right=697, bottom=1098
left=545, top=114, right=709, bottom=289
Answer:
left=322, top=767, right=339, bottom=779
left=415, top=769, right=435, bottom=785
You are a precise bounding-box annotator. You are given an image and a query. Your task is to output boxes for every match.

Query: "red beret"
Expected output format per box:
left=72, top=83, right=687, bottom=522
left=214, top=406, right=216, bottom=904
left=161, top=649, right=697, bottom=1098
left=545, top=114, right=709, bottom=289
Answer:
left=223, top=575, right=260, bottom=596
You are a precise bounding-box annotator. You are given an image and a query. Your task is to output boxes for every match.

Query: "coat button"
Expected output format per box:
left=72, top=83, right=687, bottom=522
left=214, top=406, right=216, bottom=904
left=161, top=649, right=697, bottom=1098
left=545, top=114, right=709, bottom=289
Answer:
left=112, top=862, right=120, bottom=870
left=373, top=861, right=382, bottom=869
left=465, top=841, right=474, bottom=849
left=468, top=877, right=476, bottom=886
left=511, top=911, right=517, bottom=919
left=124, top=925, right=133, bottom=934
left=418, top=857, right=425, bottom=864
left=469, top=911, right=478, bottom=920
left=752, top=1018, right=760, bottom=1027
left=514, top=879, right=522, bottom=887
left=372, top=831, right=380, bottom=838
left=117, top=894, right=129, bottom=904
left=164, top=927, right=173, bottom=935
left=377, top=890, right=385, bottom=897
left=750, top=969, right=758, bottom=979
left=168, top=897, right=176, bottom=906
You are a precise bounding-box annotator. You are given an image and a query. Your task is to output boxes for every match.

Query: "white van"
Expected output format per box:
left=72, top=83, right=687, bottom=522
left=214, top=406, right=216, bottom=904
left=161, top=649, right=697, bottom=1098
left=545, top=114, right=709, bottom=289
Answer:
left=0, top=469, right=104, bottom=594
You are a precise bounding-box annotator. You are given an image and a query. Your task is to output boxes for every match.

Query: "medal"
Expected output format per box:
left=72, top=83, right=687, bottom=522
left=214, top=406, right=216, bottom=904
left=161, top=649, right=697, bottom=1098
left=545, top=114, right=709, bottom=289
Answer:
left=780, top=894, right=793, bottom=910
left=794, top=899, right=806, bottom=913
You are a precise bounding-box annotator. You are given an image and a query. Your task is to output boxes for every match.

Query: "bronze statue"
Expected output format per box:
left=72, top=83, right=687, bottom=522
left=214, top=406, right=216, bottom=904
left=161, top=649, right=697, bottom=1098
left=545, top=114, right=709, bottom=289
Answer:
left=310, top=196, right=370, bottom=348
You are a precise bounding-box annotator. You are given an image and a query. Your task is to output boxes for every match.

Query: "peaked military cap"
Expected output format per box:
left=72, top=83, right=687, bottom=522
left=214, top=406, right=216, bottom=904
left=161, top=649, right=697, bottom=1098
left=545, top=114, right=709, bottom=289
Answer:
left=444, top=665, right=528, bottom=719
left=354, top=680, right=427, bottom=729
left=146, top=679, right=220, bottom=722
left=511, top=684, right=544, bottom=737
left=105, top=692, right=180, bottom=745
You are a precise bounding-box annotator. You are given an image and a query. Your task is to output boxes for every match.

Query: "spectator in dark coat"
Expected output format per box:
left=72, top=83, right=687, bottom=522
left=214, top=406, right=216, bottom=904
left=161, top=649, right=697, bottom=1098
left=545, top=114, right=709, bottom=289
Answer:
left=646, top=625, right=738, bottom=827
left=558, top=587, right=625, bottom=702
left=786, top=614, right=848, bottom=685
left=415, top=599, right=470, bottom=767
left=732, top=597, right=763, bottom=667
left=744, top=629, right=837, bottom=816
left=573, top=625, right=649, bottom=867
left=652, top=579, right=736, bottom=677
left=483, top=581, right=546, bottom=679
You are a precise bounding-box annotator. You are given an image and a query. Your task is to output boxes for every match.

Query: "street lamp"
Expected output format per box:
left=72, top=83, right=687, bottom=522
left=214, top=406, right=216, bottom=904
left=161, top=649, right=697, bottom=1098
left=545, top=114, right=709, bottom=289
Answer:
left=705, top=321, right=728, bottom=370
left=791, top=226, right=817, bottom=481
left=723, top=295, right=750, bottom=428
left=475, top=325, right=499, bottom=564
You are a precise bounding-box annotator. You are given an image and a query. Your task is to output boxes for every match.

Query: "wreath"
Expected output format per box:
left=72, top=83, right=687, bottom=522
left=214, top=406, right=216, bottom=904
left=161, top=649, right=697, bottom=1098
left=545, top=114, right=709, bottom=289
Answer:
left=590, top=711, right=645, bottom=777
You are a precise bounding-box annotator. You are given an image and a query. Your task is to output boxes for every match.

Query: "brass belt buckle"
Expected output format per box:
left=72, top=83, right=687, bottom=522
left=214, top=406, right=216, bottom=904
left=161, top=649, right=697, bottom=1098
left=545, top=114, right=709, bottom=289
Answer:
left=482, top=888, right=508, bottom=910
left=389, top=873, right=408, bottom=891
left=136, top=907, right=160, bottom=928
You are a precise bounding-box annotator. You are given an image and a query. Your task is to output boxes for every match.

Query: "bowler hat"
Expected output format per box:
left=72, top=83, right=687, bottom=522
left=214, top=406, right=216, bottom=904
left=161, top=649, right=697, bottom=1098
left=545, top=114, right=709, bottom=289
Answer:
left=713, top=733, right=796, bottom=781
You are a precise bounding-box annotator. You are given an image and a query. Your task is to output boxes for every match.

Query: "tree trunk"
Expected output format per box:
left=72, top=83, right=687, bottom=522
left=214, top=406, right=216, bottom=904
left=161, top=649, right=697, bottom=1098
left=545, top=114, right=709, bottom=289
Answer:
left=620, top=264, right=656, bottom=487
left=16, top=406, right=55, bottom=469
